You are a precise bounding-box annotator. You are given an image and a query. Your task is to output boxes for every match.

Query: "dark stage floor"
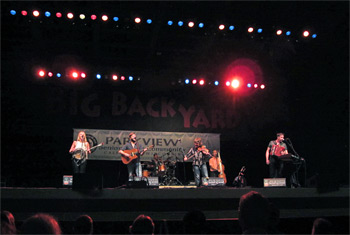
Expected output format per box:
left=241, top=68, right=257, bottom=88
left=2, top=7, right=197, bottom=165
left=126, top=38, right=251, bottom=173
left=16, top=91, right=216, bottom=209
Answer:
left=2, top=186, right=348, bottom=223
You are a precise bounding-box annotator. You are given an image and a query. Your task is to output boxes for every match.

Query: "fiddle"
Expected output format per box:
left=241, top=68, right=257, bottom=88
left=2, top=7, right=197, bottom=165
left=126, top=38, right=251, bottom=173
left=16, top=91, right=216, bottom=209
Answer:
left=197, top=145, right=210, bottom=154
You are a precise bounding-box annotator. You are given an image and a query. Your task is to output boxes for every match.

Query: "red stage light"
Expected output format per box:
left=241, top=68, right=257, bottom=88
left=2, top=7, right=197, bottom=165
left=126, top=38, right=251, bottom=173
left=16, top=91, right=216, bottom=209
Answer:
left=135, top=17, right=141, bottom=23
left=72, top=72, right=79, bottom=79
left=192, top=79, right=197, bottom=84
left=248, top=27, right=254, bottom=33
left=303, top=30, right=310, bottom=37
left=219, top=24, right=225, bottom=30
left=188, top=22, right=194, bottom=28
left=102, top=15, right=108, bottom=21
left=231, top=79, right=240, bottom=88
left=67, top=13, right=74, bottom=19
left=56, top=12, right=62, bottom=18
left=81, top=73, right=86, bottom=78
left=225, top=81, right=231, bottom=86
left=112, top=75, right=118, bottom=80
left=260, top=84, right=265, bottom=89
left=276, top=30, right=283, bottom=35
left=121, top=76, right=125, bottom=80
left=38, top=70, right=45, bottom=77
left=21, top=10, right=28, bottom=16
left=254, top=84, right=258, bottom=88
left=91, top=15, right=97, bottom=20
left=48, top=72, right=53, bottom=77
left=33, top=10, right=40, bottom=17
left=199, top=79, right=205, bottom=85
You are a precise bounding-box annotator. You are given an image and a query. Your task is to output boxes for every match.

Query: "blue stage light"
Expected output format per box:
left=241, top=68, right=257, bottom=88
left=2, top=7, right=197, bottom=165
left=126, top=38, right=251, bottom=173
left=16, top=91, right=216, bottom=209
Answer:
left=113, top=17, right=119, bottom=22
left=96, top=74, right=101, bottom=79
left=45, top=11, right=51, bottom=17
left=257, top=28, right=263, bottom=33
left=147, top=19, right=152, bottom=24
left=312, top=34, right=317, bottom=38
left=129, top=76, right=134, bottom=81
left=10, top=10, right=16, bottom=15
left=168, top=20, right=173, bottom=26
left=229, top=25, right=235, bottom=31
left=198, top=23, right=204, bottom=28
left=185, top=79, right=190, bottom=84
left=286, top=31, right=291, bottom=36
left=56, top=73, right=61, bottom=78
left=247, top=83, right=252, bottom=88
left=214, top=81, right=219, bottom=86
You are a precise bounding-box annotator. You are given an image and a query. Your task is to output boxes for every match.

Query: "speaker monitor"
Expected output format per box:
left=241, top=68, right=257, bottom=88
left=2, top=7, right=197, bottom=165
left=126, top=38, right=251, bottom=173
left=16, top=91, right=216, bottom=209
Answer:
left=127, top=177, right=159, bottom=188
left=263, top=178, right=286, bottom=187
left=202, top=177, right=225, bottom=186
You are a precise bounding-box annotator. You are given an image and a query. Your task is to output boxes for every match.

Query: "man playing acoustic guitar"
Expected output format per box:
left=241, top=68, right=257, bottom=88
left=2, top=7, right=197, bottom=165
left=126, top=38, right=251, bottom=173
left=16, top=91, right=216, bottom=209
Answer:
left=265, top=132, right=288, bottom=178
left=119, top=132, right=150, bottom=181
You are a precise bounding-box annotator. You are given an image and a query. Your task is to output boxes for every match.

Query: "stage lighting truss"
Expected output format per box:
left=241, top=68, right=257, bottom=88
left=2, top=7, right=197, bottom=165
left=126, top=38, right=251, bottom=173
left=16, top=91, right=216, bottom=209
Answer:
left=8, top=8, right=317, bottom=40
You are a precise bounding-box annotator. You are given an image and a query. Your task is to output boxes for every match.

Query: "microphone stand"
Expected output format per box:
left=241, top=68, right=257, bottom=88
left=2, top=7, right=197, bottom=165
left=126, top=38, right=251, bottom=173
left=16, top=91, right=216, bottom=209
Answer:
left=285, top=138, right=306, bottom=187
left=179, top=146, right=187, bottom=184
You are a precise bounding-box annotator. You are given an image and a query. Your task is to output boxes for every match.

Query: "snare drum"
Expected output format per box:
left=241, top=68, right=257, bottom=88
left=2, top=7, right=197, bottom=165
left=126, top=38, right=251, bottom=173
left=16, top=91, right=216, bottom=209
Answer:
left=142, top=170, right=150, bottom=177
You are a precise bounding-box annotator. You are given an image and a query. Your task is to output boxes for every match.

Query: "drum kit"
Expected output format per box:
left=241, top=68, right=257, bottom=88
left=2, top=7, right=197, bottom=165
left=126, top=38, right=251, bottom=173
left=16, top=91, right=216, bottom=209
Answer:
left=142, top=157, right=183, bottom=186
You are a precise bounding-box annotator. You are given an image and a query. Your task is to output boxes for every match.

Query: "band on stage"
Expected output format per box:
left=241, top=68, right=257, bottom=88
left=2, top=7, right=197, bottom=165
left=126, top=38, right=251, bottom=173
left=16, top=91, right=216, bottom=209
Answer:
left=69, top=131, right=304, bottom=187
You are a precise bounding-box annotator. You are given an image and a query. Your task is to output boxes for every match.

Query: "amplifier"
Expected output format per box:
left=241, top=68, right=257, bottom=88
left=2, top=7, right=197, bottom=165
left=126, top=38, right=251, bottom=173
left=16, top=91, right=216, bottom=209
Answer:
left=202, top=177, right=225, bottom=186
left=264, top=178, right=286, bottom=187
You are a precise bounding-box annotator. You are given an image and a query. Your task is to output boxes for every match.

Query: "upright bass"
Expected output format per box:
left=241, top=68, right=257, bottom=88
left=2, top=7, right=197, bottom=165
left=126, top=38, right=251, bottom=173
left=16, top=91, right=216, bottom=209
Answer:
left=218, top=152, right=227, bottom=184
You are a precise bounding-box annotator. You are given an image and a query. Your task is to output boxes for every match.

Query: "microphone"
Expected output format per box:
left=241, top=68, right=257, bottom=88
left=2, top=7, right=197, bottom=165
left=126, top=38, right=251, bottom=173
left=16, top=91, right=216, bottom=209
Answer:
left=177, top=139, right=182, bottom=142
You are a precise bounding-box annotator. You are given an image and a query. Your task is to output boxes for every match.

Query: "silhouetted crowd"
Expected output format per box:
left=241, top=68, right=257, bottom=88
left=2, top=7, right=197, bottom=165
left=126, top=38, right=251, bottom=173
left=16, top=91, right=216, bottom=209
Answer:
left=1, top=191, right=336, bottom=234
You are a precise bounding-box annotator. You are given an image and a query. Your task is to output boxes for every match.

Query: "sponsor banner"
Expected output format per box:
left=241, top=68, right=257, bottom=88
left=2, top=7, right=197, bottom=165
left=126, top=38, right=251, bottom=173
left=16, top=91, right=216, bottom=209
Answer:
left=73, top=129, right=220, bottom=162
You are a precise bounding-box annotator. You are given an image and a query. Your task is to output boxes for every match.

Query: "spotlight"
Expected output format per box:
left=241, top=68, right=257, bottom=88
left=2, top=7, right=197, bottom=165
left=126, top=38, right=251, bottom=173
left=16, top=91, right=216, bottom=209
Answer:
left=72, top=72, right=79, bottom=79
left=91, top=15, right=97, bottom=20
left=198, top=23, right=204, bottom=28
left=113, top=16, right=119, bottom=21
left=56, top=73, right=61, bottom=78
left=67, top=12, right=74, bottom=19
left=247, top=83, right=252, bottom=88
left=96, top=74, right=101, bottom=79
left=102, top=15, right=108, bottom=21
left=260, top=84, right=265, bottom=89
left=199, top=79, right=205, bottom=85
left=10, top=10, right=16, bottom=15
left=147, top=19, right=152, bottom=24
left=45, top=11, right=51, bottom=17
left=48, top=72, right=53, bottom=77
left=129, top=76, right=134, bottom=81
left=135, top=17, right=141, bottom=23
left=286, top=31, right=291, bottom=36
left=33, top=10, right=40, bottom=17
left=121, top=76, right=125, bottom=80
left=112, top=75, right=118, bottom=80
left=79, top=14, right=85, bottom=20
left=276, top=30, right=283, bottom=35
left=219, top=24, right=225, bottom=30
left=21, top=11, right=28, bottom=16
left=56, top=12, right=62, bottom=18
left=303, top=31, right=310, bottom=37
left=178, top=21, right=183, bottom=26
left=231, top=79, right=240, bottom=89
left=214, top=81, right=219, bottom=86
left=248, top=27, right=254, bottom=33
left=257, top=28, right=263, bottom=33
left=312, top=34, right=317, bottom=38
left=38, top=70, right=45, bottom=77
left=188, top=21, right=194, bottom=28
left=168, top=20, right=173, bottom=26
left=192, top=79, right=197, bottom=84
left=81, top=73, right=86, bottom=78
left=254, top=84, right=258, bottom=88
left=225, top=81, right=231, bottom=87
left=185, top=79, right=190, bottom=84
left=229, top=25, right=235, bottom=30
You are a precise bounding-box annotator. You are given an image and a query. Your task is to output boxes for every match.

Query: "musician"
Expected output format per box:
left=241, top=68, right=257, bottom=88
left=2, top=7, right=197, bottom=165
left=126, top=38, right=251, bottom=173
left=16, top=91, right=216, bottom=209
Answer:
left=209, top=150, right=220, bottom=177
left=265, top=132, right=288, bottom=178
left=151, top=153, right=162, bottom=177
left=119, top=132, right=147, bottom=181
left=184, top=137, right=212, bottom=187
left=69, top=131, right=91, bottom=173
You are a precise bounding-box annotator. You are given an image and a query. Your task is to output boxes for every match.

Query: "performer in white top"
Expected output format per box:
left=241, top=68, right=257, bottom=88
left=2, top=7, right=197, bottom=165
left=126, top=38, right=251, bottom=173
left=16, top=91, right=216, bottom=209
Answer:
left=69, top=131, right=91, bottom=173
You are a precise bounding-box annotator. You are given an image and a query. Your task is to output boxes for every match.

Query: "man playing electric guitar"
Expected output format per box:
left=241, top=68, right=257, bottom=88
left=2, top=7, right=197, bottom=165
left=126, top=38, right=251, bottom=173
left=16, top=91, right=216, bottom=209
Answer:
left=119, top=132, right=150, bottom=181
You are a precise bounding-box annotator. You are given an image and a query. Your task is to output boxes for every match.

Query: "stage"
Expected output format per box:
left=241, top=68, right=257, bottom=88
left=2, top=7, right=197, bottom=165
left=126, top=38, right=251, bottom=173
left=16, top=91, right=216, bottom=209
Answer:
left=2, top=186, right=348, bottom=222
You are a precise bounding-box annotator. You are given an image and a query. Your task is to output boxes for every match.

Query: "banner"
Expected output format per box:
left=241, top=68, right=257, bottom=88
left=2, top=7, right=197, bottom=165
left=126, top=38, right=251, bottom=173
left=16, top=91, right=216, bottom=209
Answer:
left=73, top=129, right=220, bottom=162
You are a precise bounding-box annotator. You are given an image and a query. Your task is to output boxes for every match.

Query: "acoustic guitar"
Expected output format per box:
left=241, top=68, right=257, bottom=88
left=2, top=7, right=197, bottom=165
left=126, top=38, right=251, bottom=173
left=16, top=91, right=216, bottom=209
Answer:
left=218, top=152, right=227, bottom=184
left=121, top=145, right=154, bottom=164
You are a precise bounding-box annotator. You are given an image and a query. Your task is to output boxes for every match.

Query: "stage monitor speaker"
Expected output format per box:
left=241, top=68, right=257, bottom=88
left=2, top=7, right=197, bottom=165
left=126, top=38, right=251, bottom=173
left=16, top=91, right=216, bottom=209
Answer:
left=72, top=173, right=103, bottom=191
left=264, top=178, right=286, bottom=187
left=63, top=175, right=73, bottom=187
left=202, top=177, right=225, bottom=186
left=127, top=177, right=159, bottom=188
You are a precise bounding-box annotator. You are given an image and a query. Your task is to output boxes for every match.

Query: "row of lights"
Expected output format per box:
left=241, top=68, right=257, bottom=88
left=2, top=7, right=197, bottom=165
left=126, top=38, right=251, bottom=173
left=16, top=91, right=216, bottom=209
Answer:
left=37, top=69, right=136, bottom=81
left=183, top=78, right=265, bottom=89
left=9, top=10, right=317, bottom=38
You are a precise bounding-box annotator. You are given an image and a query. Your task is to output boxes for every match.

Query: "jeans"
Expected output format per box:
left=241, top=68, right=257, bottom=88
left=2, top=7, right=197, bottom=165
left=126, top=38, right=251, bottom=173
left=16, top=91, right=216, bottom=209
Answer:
left=127, top=161, right=142, bottom=181
left=269, top=156, right=284, bottom=178
left=193, top=164, right=209, bottom=186
left=72, top=159, right=87, bottom=173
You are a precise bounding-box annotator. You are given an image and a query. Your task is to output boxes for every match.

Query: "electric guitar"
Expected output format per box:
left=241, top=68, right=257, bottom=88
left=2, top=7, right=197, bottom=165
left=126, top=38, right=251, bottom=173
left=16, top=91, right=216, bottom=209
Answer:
left=217, top=152, right=227, bottom=184
left=121, top=145, right=154, bottom=164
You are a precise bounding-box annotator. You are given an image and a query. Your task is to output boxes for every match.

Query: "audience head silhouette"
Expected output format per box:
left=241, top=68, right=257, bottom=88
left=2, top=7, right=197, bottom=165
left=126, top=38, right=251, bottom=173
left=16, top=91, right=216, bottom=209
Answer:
left=20, top=213, right=61, bottom=234
left=183, top=210, right=207, bottom=234
left=1, top=210, right=16, bottom=234
left=129, top=214, right=155, bottom=234
left=311, top=218, right=334, bottom=234
left=238, top=191, right=270, bottom=234
left=73, top=214, right=93, bottom=234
